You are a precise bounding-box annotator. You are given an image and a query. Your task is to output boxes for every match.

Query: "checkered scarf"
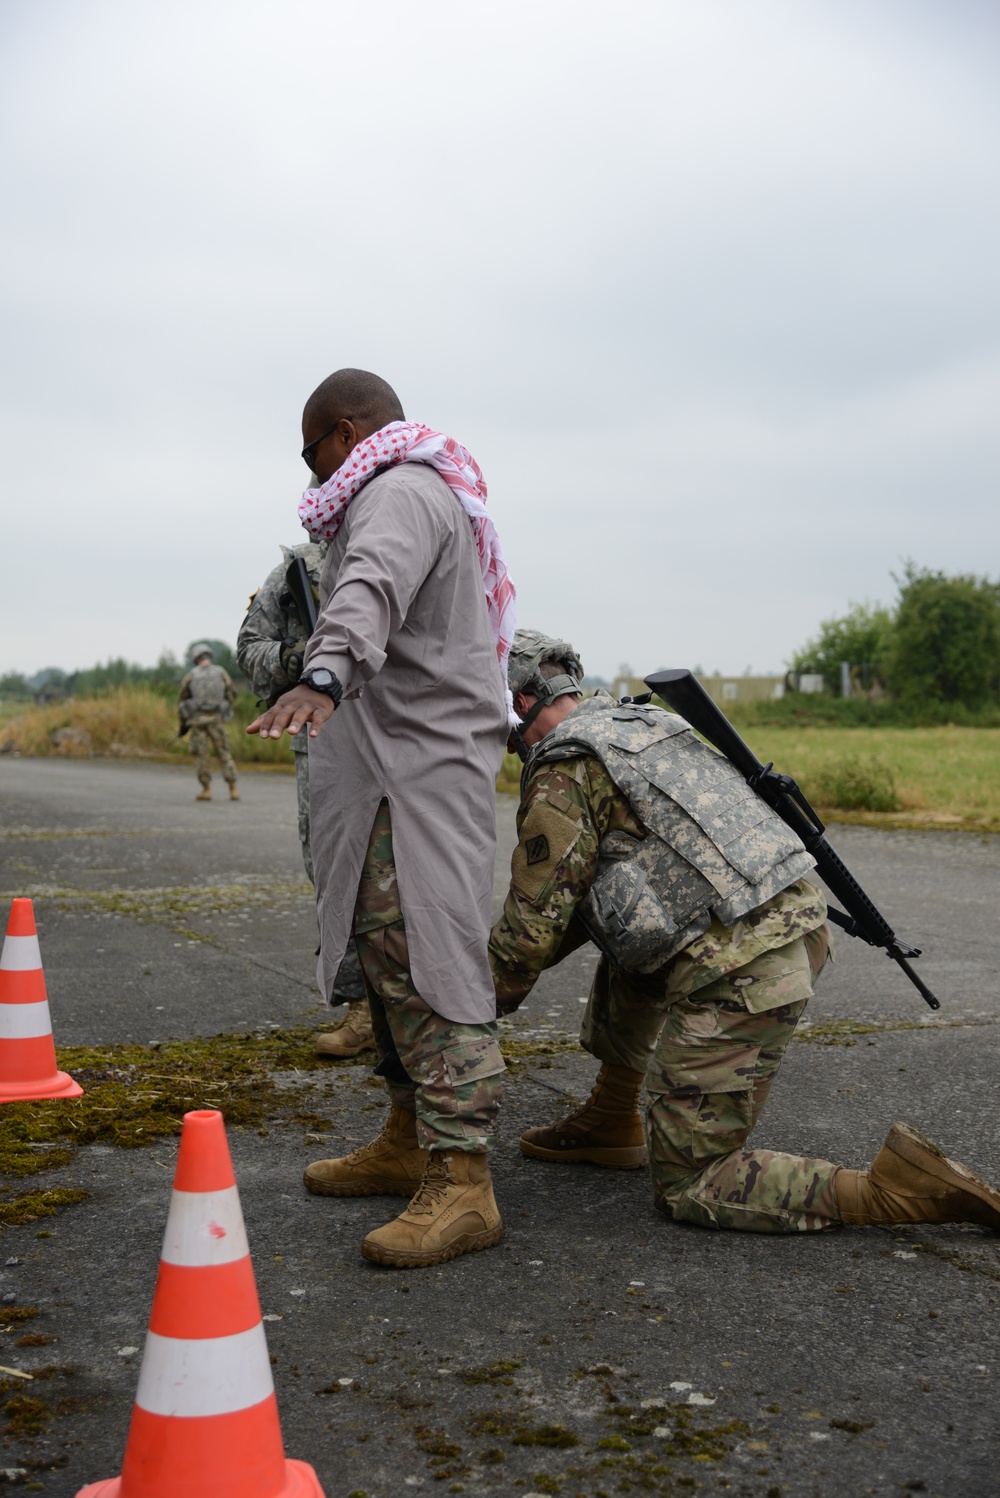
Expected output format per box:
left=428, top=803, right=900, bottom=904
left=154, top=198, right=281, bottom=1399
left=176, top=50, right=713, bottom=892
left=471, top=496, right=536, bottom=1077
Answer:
left=299, top=421, right=517, bottom=722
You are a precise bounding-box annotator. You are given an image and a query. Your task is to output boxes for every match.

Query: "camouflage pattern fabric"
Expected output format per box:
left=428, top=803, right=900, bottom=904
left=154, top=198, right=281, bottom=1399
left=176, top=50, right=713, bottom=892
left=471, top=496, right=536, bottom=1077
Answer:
left=236, top=541, right=325, bottom=706
left=525, top=697, right=816, bottom=971
left=294, top=749, right=313, bottom=880
left=490, top=740, right=839, bottom=1232
left=355, top=799, right=504, bottom=1152
left=236, top=541, right=364, bottom=998
left=646, top=940, right=840, bottom=1233
left=179, top=663, right=236, bottom=720
left=187, top=717, right=238, bottom=789
left=489, top=754, right=827, bottom=1014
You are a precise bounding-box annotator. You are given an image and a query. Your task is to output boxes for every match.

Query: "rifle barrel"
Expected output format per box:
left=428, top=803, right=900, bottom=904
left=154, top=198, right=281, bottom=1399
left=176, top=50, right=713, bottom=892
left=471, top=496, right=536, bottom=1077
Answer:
left=644, top=668, right=941, bottom=1011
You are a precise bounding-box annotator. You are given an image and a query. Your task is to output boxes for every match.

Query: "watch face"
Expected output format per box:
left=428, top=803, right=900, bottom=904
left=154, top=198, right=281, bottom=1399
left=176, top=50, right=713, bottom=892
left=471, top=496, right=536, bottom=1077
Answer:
left=309, top=670, right=334, bottom=687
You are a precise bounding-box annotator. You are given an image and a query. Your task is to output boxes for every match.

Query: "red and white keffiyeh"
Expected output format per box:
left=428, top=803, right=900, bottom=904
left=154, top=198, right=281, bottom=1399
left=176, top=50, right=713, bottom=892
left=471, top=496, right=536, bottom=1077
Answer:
left=299, top=421, right=517, bottom=722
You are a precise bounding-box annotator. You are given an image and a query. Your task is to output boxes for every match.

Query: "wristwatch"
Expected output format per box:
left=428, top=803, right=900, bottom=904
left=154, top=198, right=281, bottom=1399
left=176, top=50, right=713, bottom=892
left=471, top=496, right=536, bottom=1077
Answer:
left=299, top=667, right=343, bottom=707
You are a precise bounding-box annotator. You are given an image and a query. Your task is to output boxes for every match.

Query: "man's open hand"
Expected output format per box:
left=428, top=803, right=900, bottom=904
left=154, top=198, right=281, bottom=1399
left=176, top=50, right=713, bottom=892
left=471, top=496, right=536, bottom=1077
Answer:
left=246, top=685, right=336, bottom=739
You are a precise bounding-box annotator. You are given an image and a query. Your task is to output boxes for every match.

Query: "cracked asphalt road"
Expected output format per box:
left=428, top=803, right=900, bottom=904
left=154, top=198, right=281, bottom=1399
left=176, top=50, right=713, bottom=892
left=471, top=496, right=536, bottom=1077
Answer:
left=0, top=757, right=997, bottom=1497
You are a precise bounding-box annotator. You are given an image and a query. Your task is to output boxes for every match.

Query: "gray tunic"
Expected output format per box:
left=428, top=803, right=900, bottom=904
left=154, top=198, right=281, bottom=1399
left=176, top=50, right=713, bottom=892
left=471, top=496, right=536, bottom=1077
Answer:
left=304, top=462, right=509, bottom=1024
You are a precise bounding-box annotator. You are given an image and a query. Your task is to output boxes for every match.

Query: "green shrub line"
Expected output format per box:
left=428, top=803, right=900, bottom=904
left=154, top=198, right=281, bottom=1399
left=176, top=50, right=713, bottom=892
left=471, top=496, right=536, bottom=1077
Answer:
left=729, top=696, right=1000, bottom=729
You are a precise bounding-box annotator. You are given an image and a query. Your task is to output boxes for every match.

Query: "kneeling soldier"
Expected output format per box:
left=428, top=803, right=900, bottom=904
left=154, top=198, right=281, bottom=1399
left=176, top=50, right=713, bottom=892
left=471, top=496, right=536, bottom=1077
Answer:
left=488, top=630, right=1000, bottom=1235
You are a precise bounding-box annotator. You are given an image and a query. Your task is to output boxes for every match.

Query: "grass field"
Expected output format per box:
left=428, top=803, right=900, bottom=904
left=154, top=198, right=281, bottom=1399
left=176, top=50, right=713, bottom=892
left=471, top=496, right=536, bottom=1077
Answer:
left=499, top=724, right=1000, bottom=830
left=3, top=691, right=998, bottom=828
left=0, top=687, right=294, bottom=768
left=739, top=724, right=1000, bottom=830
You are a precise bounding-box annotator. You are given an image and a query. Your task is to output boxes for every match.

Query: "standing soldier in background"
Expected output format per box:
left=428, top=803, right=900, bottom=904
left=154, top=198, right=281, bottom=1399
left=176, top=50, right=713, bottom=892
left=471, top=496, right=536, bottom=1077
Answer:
left=237, top=543, right=371, bottom=1057
left=178, top=646, right=239, bottom=803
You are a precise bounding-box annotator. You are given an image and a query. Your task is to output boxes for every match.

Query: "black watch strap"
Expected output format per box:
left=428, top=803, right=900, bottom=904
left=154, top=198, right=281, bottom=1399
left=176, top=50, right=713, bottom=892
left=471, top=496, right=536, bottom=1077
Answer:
left=300, top=669, right=343, bottom=706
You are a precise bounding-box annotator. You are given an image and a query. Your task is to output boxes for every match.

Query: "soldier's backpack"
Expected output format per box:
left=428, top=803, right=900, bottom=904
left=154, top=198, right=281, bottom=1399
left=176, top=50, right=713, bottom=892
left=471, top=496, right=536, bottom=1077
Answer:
left=184, top=664, right=232, bottom=720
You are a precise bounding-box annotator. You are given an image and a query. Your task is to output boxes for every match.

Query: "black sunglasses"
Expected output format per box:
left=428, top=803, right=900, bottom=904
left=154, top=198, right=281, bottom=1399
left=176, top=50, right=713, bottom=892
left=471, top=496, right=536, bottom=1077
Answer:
left=301, top=421, right=342, bottom=471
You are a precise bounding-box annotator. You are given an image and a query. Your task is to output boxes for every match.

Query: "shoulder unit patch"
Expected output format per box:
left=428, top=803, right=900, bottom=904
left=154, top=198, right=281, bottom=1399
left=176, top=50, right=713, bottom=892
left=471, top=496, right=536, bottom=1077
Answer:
left=525, top=834, right=550, bottom=866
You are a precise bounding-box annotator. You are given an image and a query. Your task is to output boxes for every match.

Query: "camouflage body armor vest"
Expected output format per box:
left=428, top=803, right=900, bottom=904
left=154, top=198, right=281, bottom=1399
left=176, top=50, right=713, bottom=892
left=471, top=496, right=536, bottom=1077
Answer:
left=526, top=696, right=816, bottom=972
left=184, top=664, right=232, bottom=720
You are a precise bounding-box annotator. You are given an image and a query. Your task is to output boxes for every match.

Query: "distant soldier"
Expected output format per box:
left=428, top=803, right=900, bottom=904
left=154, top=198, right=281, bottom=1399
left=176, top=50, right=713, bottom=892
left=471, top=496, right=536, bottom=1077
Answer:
left=237, top=544, right=371, bottom=1057
left=178, top=646, right=239, bottom=803
left=488, top=629, right=1000, bottom=1238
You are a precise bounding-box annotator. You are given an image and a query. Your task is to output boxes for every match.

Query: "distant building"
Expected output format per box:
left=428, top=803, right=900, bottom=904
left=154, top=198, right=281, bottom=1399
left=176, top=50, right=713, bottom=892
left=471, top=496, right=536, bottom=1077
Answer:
left=612, top=671, right=792, bottom=706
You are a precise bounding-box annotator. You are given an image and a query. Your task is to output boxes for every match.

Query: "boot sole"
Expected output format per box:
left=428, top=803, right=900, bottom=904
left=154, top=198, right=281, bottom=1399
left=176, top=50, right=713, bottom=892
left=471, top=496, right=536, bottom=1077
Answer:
left=519, top=1139, right=647, bottom=1169
left=303, top=1172, right=419, bottom=1198
left=360, top=1222, right=504, bottom=1268
left=884, top=1123, right=1000, bottom=1227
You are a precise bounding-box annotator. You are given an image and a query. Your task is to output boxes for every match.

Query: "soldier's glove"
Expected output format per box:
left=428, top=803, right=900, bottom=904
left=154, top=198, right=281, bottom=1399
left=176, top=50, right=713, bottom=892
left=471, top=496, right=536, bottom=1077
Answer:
left=279, top=639, right=304, bottom=685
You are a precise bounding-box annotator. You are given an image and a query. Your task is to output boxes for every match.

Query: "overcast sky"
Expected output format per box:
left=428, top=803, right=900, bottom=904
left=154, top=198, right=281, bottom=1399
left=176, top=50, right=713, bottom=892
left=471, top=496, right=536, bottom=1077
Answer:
left=1, top=0, right=998, bottom=681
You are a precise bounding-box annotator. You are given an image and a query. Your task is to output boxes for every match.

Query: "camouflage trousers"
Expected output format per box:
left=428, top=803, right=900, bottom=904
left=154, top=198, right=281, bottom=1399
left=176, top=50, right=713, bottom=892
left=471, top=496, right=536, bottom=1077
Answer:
left=352, top=799, right=505, bottom=1153
left=295, top=745, right=364, bottom=1000
left=189, top=718, right=237, bottom=788
left=583, top=937, right=841, bottom=1232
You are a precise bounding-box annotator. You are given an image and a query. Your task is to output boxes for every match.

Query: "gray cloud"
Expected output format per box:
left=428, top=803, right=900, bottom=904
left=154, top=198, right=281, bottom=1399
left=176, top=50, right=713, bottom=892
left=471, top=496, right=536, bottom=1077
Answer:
left=1, top=0, right=997, bottom=680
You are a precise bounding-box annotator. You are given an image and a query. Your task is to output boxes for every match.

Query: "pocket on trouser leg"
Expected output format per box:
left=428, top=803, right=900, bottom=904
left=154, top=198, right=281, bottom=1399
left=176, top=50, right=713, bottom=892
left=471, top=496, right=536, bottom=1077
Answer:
left=416, top=1035, right=506, bottom=1153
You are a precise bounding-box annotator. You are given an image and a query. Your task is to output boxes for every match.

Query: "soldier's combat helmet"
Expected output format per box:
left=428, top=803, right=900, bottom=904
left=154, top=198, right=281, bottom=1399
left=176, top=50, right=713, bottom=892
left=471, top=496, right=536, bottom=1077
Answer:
left=506, top=629, right=584, bottom=758
left=507, top=629, right=584, bottom=706
left=190, top=644, right=214, bottom=663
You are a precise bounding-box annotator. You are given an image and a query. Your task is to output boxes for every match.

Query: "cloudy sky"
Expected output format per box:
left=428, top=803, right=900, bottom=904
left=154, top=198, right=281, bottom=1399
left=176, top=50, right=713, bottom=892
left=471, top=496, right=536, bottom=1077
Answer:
left=1, top=0, right=998, bottom=681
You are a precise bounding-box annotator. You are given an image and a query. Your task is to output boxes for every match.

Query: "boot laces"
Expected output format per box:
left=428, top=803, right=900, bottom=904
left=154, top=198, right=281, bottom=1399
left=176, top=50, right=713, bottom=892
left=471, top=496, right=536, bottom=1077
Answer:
left=408, top=1153, right=456, bottom=1215
left=347, top=1119, right=394, bottom=1163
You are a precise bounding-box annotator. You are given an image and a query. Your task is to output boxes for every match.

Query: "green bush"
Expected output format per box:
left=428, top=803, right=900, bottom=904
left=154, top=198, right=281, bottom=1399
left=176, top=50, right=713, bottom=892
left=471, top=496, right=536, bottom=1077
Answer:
left=885, top=564, right=1000, bottom=709
left=807, top=755, right=901, bottom=813
left=790, top=601, right=894, bottom=696
left=730, top=695, right=1000, bottom=729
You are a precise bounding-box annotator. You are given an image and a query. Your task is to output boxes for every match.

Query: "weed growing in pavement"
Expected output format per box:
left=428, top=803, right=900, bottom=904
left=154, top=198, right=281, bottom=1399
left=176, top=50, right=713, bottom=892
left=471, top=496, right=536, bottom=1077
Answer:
left=0, top=1367, right=85, bottom=1443
left=0, top=1188, right=89, bottom=1226
left=456, top=1359, right=523, bottom=1386
left=0, top=1024, right=578, bottom=1235
left=0, top=1306, right=38, bottom=1331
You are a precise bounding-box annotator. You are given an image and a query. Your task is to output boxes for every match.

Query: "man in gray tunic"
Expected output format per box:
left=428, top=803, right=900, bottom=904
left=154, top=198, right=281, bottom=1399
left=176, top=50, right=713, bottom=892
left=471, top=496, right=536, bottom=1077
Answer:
left=237, top=542, right=371, bottom=1056
left=248, top=368, right=513, bottom=1269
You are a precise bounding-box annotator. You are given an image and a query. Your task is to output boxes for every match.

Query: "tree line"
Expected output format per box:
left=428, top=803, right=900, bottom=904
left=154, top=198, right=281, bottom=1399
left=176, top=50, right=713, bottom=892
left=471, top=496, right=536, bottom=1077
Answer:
left=0, top=640, right=243, bottom=705
left=791, top=564, right=1000, bottom=710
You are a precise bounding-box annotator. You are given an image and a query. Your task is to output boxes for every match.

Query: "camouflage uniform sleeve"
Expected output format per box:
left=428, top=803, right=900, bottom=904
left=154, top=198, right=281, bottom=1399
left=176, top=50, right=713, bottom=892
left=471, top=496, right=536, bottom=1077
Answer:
left=178, top=670, right=193, bottom=703
left=236, top=560, right=298, bottom=702
left=488, top=757, right=620, bottom=1014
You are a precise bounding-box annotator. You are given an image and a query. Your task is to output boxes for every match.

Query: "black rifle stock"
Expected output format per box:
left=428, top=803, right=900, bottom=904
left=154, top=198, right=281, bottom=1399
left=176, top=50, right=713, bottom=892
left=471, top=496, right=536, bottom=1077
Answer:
left=285, top=556, right=318, bottom=635
left=643, top=668, right=940, bottom=1011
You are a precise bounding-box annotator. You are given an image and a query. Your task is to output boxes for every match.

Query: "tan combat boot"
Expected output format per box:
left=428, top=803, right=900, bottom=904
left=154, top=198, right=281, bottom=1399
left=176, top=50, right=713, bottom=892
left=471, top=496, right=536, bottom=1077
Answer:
left=303, top=1103, right=426, bottom=1197
left=361, top=1150, right=503, bottom=1268
left=519, top=1062, right=647, bottom=1169
left=229, top=784, right=240, bottom=801
left=315, top=998, right=374, bottom=1058
left=836, top=1122, right=1000, bottom=1229
left=195, top=787, right=212, bottom=801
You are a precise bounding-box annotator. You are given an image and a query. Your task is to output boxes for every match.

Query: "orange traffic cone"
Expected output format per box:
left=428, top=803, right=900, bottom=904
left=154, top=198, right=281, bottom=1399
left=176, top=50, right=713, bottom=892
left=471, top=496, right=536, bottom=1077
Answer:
left=0, top=898, right=82, bottom=1102
left=77, top=1108, right=324, bottom=1498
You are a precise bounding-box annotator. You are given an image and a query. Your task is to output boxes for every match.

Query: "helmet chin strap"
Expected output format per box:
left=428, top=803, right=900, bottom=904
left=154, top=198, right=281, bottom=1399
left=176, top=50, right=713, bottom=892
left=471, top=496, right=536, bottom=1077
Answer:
left=508, top=697, right=548, bottom=762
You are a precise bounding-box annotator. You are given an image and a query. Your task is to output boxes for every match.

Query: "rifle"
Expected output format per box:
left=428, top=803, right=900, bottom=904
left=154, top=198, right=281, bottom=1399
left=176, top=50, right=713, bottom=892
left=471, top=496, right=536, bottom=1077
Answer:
left=285, top=555, right=318, bottom=635
left=642, top=668, right=941, bottom=1011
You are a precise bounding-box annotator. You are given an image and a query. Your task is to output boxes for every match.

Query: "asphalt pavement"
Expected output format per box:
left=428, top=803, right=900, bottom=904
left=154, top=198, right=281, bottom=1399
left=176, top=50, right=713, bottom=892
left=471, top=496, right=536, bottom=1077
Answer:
left=0, top=757, right=997, bottom=1497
